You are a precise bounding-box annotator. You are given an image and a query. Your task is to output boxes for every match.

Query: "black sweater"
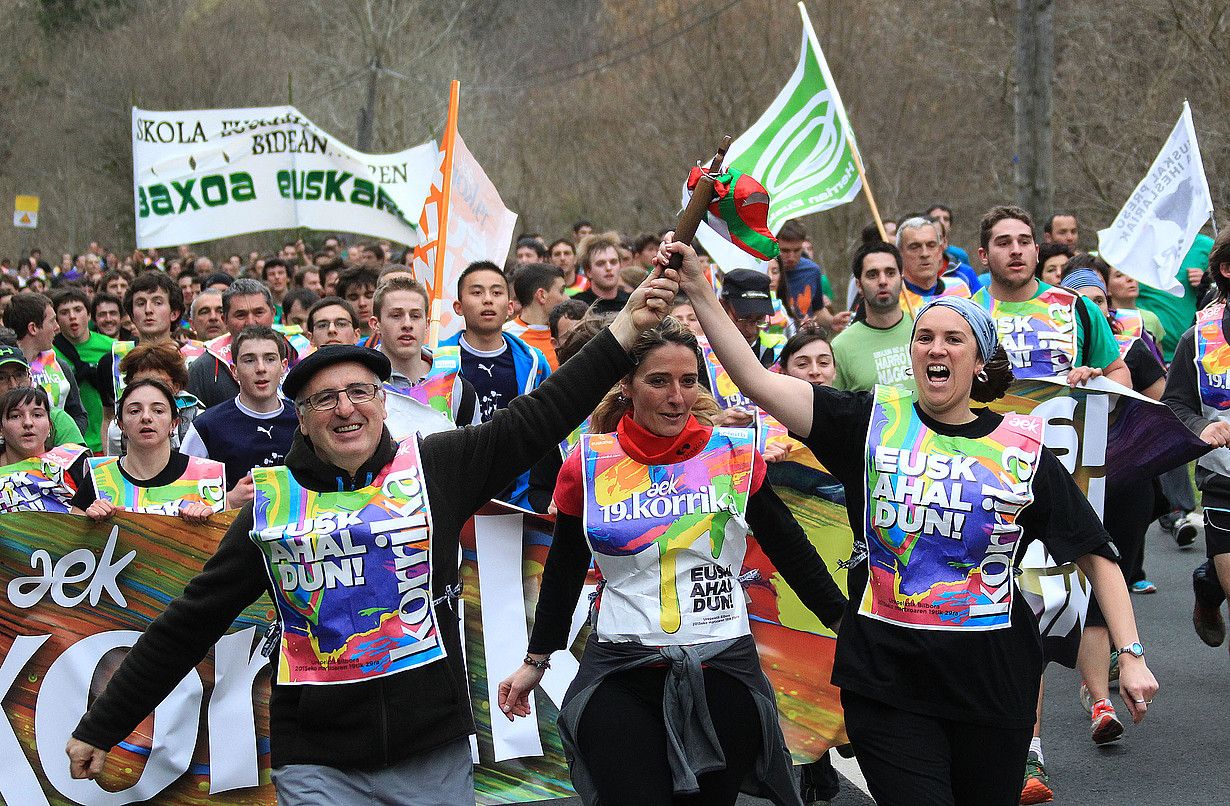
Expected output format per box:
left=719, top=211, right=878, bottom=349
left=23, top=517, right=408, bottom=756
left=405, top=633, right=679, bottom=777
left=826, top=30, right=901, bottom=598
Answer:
left=1163, top=323, right=1230, bottom=503
left=73, top=328, right=635, bottom=770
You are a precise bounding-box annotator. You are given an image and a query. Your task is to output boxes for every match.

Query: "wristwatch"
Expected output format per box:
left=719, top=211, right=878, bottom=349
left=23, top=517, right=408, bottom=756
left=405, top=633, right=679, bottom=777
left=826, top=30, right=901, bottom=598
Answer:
left=1117, top=641, right=1145, bottom=658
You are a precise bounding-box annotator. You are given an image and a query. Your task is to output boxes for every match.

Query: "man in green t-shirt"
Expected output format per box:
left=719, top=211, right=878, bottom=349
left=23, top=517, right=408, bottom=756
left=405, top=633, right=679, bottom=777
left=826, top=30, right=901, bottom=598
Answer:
left=1137, top=232, right=1211, bottom=362
left=52, top=288, right=113, bottom=453
left=832, top=241, right=915, bottom=392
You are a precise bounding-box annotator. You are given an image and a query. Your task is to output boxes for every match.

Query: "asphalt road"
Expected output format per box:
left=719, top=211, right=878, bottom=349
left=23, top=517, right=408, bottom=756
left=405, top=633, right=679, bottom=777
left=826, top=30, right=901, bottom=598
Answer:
left=533, top=522, right=1229, bottom=805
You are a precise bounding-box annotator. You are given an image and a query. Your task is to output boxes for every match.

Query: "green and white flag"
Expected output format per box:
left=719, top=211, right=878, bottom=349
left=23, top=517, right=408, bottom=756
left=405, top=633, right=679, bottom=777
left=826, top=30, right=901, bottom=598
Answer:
left=726, top=2, right=862, bottom=234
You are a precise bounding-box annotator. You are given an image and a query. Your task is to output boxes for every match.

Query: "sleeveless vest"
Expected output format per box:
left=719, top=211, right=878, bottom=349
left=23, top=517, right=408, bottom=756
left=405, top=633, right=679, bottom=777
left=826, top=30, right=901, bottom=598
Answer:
left=862, top=385, right=1044, bottom=631
left=899, top=273, right=973, bottom=318
left=973, top=286, right=1079, bottom=379
left=29, top=350, right=70, bottom=409
left=1194, top=302, right=1230, bottom=475
left=250, top=438, right=445, bottom=684
left=112, top=339, right=206, bottom=399
left=89, top=455, right=226, bottom=516
left=0, top=444, right=87, bottom=513
left=580, top=427, right=756, bottom=645
left=700, top=338, right=753, bottom=409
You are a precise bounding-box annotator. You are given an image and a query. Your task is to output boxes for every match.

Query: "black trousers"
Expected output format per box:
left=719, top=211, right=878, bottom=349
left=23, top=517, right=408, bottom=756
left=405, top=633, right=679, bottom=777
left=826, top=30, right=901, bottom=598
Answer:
left=842, top=690, right=1033, bottom=806
left=575, top=666, right=762, bottom=805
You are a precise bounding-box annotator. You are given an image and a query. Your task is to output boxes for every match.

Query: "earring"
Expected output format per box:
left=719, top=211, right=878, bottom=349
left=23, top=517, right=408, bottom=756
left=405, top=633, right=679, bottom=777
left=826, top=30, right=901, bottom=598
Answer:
left=976, top=370, right=988, bottom=382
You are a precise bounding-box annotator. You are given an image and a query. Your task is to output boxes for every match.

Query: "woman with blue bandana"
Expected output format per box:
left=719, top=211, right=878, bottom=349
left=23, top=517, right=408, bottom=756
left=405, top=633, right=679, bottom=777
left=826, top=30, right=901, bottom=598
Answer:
left=662, top=235, right=1158, bottom=806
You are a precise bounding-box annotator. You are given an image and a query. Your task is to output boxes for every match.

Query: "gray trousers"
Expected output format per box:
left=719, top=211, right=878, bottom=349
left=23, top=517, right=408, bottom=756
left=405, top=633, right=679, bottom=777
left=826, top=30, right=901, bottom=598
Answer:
left=271, top=737, right=474, bottom=806
left=1160, top=463, right=1197, bottom=514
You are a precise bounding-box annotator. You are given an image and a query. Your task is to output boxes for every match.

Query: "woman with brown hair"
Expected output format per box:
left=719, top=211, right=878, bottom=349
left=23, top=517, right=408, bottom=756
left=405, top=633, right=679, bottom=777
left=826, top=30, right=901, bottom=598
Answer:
left=499, top=317, right=846, bottom=805
left=0, top=386, right=89, bottom=513
left=71, top=377, right=224, bottom=523
left=107, top=340, right=201, bottom=455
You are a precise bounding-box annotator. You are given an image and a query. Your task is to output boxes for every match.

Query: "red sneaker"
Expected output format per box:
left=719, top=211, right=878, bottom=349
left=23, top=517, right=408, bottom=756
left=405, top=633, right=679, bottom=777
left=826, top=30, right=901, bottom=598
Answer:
left=1090, top=698, right=1124, bottom=745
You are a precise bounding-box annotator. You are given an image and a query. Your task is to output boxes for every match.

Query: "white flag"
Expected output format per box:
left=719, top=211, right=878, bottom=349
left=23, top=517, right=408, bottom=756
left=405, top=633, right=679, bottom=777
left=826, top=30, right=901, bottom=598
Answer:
left=132, top=106, right=438, bottom=248
left=693, top=221, right=765, bottom=275
left=1096, top=102, right=1213, bottom=296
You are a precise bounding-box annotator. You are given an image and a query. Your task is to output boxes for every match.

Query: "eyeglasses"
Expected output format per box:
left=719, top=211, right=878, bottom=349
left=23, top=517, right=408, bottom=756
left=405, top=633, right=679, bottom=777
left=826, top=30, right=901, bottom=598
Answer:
left=312, top=318, right=356, bottom=332
left=298, top=382, right=381, bottom=412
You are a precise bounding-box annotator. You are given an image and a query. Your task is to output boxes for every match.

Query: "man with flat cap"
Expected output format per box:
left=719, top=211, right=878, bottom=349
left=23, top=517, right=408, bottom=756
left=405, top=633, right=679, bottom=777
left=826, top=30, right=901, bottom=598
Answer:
left=66, top=269, right=679, bottom=805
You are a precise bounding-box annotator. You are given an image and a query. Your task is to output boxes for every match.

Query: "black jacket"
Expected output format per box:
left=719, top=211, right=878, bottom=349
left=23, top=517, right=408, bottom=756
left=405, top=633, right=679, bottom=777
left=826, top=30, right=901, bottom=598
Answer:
left=73, top=328, right=635, bottom=769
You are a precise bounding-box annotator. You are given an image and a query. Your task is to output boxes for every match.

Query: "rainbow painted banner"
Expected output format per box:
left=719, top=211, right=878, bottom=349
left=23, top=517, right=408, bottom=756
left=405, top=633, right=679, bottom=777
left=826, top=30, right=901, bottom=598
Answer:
left=0, top=510, right=277, bottom=806
left=2, top=500, right=854, bottom=804
left=989, top=376, right=1207, bottom=665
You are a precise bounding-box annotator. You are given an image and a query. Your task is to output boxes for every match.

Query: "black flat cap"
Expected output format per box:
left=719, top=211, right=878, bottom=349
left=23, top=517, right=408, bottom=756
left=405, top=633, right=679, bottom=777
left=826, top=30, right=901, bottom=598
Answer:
left=283, top=344, right=391, bottom=402
left=720, top=268, right=775, bottom=318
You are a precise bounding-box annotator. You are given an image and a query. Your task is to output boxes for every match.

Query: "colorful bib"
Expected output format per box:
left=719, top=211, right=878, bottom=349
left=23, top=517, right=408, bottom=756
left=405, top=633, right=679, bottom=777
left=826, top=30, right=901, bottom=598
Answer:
left=973, top=286, right=1078, bottom=379
left=89, top=455, right=226, bottom=516
left=0, top=444, right=87, bottom=513
left=29, top=351, right=70, bottom=409
left=581, top=427, right=755, bottom=645
left=899, top=273, right=973, bottom=318
left=700, top=338, right=751, bottom=410
left=250, top=439, right=445, bottom=684
left=1194, top=303, right=1230, bottom=475
left=1112, top=308, right=1145, bottom=340
left=861, top=385, right=1043, bottom=631
left=387, top=347, right=459, bottom=421
left=766, top=296, right=792, bottom=336
left=112, top=340, right=206, bottom=399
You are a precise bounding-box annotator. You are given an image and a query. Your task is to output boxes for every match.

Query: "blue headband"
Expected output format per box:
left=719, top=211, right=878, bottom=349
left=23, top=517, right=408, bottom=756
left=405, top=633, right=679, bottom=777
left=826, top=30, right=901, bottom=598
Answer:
left=1059, top=269, right=1107, bottom=294
left=912, top=296, right=998, bottom=362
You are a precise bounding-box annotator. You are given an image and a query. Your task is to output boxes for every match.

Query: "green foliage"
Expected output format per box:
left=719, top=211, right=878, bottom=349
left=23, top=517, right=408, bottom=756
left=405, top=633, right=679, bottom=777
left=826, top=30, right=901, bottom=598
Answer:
left=36, top=0, right=136, bottom=34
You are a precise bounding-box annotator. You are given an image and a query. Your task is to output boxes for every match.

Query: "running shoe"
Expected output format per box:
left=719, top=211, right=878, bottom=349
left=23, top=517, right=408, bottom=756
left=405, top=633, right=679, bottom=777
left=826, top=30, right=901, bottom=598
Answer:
left=1079, top=681, right=1093, bottom=714
left=1108, top=649, right=1120, bottom=683
left=1090, top=698, right=1124, bottom=744
left=1021, top=752, right=1054, bottom=804
left=1193, top=600, right=1226, bottom=647
left=1174, top=511, right=1200, bottom=547
left=1130, top=579, right=1157, bottom=594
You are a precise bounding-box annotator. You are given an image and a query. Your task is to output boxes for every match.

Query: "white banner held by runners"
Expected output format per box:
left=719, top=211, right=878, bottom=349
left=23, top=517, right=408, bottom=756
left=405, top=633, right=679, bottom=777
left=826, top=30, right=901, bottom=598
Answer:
left=1096, top=101, right=1213, bottom=296
left=131, top=106, right=438, bottom=248
left=724, top=1, right=862, bottom=235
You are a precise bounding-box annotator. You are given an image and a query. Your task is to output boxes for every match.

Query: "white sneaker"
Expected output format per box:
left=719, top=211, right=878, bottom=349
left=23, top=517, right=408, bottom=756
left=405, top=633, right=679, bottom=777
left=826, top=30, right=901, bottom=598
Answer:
left=1175, top=511, right=1201, bottom=548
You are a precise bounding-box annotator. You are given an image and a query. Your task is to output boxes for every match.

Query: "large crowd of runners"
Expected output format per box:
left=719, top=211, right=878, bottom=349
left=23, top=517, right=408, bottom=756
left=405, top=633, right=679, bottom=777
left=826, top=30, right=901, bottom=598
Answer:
left=0, top=204, right=1221, bottom=805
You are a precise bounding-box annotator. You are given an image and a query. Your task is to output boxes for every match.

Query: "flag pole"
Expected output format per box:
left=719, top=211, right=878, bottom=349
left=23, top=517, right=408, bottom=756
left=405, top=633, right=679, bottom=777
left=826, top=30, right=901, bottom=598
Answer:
left=428, top=80, right=460, bottom=352
left=847, top=135, right=888, bottom=242
left=796, top=2, right=887, bottom=242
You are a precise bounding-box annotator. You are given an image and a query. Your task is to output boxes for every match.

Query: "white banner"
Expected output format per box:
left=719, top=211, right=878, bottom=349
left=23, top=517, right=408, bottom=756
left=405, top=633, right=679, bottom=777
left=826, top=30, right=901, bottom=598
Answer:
left=1097, top=102, right=1214, bottom=296
left=132, top=105, right=439, bottom=248
left=413, top=132, right=517, bottom=342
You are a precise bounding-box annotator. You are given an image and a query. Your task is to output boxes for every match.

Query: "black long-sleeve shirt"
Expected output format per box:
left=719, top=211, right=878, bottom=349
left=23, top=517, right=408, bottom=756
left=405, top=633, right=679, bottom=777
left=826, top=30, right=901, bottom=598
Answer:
left=73, top=327, right=636, bottom=770
left=1163, top=322, right=1230, bottom=503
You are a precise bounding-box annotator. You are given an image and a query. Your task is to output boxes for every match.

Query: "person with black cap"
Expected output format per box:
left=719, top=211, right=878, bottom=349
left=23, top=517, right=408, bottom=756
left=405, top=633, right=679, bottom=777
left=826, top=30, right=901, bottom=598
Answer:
left=65, top=268, right=679, bottom=805
left=720, top=268, right=785, bottom=368
left=699, top=268, right=785, bottom=428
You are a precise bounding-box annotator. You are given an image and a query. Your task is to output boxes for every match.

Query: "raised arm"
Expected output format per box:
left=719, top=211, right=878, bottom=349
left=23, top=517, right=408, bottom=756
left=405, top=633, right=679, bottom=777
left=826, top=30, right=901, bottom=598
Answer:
left=422, top=269, right=678, bottom=514
left=659, top=236, right=816, bottom=437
